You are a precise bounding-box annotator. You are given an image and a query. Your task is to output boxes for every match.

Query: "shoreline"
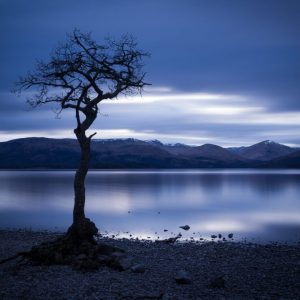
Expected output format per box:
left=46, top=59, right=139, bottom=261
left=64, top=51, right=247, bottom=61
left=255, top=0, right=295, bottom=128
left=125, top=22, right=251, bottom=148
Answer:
left=1, top=227, right=300, bottom=245
left=1, top=229, right=299, bottom=299
left=1, top=168, right=300, bottom=171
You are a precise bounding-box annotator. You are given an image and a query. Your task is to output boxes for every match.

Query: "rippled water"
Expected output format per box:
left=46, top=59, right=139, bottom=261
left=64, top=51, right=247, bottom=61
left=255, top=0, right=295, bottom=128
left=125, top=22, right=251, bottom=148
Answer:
left=0, top=170, right=300, bottom=243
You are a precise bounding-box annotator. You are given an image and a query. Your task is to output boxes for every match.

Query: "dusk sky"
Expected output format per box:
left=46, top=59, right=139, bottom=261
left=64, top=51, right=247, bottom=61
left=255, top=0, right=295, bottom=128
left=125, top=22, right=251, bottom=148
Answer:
left=1, top=0, right=300, bottom=147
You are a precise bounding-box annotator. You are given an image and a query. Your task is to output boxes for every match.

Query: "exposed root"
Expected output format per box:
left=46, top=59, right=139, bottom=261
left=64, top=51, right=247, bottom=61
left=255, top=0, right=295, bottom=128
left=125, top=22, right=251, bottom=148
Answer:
left=0, top=252, right=27, bottom=265
left=0, top=219, right=129, bottom=272
left=24, top=235, right=127, bottom=272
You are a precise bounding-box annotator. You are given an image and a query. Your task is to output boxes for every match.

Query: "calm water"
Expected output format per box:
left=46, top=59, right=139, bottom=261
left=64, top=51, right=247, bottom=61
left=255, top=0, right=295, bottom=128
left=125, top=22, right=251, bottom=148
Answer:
left=0, top=170, right=300, bottom=244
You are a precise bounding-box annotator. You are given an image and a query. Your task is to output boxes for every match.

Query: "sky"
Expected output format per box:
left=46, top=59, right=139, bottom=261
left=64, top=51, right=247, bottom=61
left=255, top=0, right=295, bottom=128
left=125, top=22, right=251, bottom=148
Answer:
left=1, top=0, right=300, bottom=147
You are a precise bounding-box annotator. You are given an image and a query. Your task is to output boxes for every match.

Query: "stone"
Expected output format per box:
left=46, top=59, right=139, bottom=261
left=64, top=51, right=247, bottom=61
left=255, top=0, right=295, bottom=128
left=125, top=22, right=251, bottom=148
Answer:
left=228, top=233, right=234, bottom=239
left=157, top=233, right=182, bottom=244
left=113, top=256, right=132, bottom=271
left=175, top=270, right=192, bottom=284
left=131, top=263, right=146, bottom=273
left=211, top=235, right=217, bottom=239
left=209, top=276, right=225, bottom=288
left=179, top=225, right=190, bottom=231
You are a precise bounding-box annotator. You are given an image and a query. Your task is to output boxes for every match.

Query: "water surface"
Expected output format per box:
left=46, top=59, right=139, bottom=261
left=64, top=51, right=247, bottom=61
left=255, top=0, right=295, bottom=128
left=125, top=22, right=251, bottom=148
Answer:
left=0, top=170, right=300, bottom=243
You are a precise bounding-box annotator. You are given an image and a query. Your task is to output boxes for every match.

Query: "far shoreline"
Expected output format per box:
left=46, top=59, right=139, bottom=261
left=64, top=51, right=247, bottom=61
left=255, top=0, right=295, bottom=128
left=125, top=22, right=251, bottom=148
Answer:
left=1, top=168, right=300, bottom=172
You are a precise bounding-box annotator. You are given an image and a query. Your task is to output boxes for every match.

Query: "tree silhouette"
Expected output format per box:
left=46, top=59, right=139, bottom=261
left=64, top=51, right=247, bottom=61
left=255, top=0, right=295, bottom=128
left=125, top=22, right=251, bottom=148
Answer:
left=12, top=29, right=149, bottom=268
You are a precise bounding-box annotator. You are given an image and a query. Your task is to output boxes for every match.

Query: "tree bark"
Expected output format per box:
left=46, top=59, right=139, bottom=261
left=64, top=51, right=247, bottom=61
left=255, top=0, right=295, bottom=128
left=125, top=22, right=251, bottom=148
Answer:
left=67, top=119, right=98, bottom=243
left=73, top=130, right=89, bottom=224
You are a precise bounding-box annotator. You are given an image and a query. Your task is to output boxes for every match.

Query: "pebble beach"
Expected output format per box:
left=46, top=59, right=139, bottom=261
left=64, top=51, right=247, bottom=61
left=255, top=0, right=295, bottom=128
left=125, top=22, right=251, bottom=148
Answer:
left=0, top=229, right=300, bottom=300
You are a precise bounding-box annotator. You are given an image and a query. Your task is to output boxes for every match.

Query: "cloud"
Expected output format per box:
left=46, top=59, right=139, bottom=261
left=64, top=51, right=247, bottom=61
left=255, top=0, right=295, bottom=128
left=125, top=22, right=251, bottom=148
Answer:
left=1, top=87, right=300, bottom=147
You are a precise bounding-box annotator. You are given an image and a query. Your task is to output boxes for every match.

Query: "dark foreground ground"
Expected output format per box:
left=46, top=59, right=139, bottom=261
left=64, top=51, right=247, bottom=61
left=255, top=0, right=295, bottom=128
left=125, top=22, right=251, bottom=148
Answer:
left=0, top=230, right=299, bottom=300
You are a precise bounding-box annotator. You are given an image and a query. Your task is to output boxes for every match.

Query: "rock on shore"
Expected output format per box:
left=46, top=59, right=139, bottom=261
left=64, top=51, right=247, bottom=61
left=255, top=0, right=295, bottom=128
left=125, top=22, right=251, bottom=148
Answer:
left=0, top=229, right=300, bottom=300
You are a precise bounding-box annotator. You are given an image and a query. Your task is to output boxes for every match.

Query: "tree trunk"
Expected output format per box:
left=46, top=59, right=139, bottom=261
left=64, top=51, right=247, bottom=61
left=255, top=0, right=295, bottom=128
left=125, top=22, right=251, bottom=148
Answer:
left=67, top=126, right=98, bottom=243
left=73, top=131, right=89, bottom=224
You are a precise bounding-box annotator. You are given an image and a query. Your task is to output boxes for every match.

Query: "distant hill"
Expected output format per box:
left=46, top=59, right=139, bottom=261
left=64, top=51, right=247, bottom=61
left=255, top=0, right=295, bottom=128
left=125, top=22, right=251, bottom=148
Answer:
left=228, top=140, right=297, bottom=161
left=91, top=138, right=186, bottom=168
left=261, top=150, right=300, bottom=168
left=0, top=137, right=298, bottom=169
left=184, top=144, right=244, bottom=162
left=0, top=138, right=80, bottom=168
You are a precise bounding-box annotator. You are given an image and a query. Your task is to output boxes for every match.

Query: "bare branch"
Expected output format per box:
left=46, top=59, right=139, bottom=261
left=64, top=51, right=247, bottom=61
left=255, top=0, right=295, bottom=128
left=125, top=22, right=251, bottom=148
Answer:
left=88, top=132, right=97, bottom=140
left=15, top=29, right=150, bottom=133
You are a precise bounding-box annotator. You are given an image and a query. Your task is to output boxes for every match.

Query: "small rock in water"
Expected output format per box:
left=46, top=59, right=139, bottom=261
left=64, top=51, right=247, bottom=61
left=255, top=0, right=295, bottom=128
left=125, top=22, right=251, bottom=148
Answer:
left=179, top=225, right=190, bottom=231
left=209, top=276, right=225, bottom=288
left=228, top=233, right=234, bottom=239
left=131, top=263, right=146, bottom=273
left=164, top=229, right=168, bottom=232
left=211, top=235, right=217, bottom=239
left=156, top=233, right=182, bottom=244
left=218, top=234, right=222, bottom=239
left=175, top=270, right=192, bottom=284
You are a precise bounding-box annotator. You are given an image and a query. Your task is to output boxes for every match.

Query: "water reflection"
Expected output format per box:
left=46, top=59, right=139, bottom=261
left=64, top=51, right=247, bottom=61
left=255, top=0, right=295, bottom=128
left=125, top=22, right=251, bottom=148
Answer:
left=0, top=170, right=300, bottom=243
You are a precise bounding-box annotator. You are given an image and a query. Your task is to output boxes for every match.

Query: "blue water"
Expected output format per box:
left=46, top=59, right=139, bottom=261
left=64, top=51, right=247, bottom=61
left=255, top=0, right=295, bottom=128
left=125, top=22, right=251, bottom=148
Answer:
left=0, top=170, right=300, bottom=243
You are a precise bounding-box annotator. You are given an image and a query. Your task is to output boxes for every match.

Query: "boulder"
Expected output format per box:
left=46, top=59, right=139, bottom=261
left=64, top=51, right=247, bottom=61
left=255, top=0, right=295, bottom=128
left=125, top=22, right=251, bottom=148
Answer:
left=131, top=263, right=146, bottom=273
left=112, top=256, right=132, bottom=271
left=175, top=270, right=192, bottom=284
left=209, top=276, right=225, bottom=288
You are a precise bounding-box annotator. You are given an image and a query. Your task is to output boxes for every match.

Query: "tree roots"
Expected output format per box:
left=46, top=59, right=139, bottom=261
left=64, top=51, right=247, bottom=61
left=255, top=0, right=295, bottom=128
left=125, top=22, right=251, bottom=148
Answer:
left=0, top=220, right=129, bottom=272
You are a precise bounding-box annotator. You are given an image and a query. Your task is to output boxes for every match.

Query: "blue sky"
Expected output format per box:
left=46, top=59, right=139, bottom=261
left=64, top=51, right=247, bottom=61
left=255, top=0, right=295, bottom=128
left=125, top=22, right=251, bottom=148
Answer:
left=1, top=0, right=300, bottom=146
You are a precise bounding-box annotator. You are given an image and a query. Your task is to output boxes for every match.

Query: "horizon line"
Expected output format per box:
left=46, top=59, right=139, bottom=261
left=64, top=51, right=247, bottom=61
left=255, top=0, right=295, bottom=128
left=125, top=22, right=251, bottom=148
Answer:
left=1, top=136, right=298, bottom=149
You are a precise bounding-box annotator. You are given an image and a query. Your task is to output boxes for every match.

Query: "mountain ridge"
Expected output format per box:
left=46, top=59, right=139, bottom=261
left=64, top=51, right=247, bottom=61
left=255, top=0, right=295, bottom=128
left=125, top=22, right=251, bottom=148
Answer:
left=0, top=137, right=299, bottom=169
left=228, top=140, right=296, bottom=161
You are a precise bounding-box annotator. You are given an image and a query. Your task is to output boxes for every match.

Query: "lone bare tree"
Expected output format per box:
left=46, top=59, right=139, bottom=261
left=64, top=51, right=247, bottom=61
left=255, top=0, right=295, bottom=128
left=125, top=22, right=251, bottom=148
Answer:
left=10, top=30, right=149, bottom=268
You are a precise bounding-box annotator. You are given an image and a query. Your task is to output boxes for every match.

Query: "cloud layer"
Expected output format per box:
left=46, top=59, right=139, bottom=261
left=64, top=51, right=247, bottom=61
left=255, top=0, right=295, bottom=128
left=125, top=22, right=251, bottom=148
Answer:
left=1, top=87, right=300, bottom=147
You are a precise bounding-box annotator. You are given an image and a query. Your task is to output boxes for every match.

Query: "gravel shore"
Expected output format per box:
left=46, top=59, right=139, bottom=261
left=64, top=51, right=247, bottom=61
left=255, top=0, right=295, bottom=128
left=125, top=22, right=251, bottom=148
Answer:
left=0, top=230, right=299, bottom=300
